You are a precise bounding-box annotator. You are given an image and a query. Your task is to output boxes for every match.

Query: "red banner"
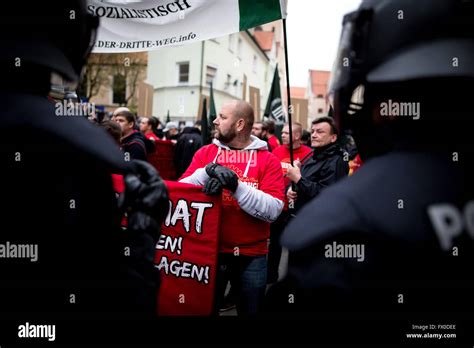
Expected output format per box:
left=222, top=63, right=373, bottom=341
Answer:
left=155, top=181, right=221, bottom=315
left=150, top=139, right=177, bottom=180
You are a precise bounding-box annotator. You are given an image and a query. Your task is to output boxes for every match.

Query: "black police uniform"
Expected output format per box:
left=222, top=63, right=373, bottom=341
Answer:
left=267, top=149, right=474, bottom=314
left=265, top=0, right=474, bottom=320
left=0, top=0, right=167, bottom=321
left=0, top=92, right=163, bottom=318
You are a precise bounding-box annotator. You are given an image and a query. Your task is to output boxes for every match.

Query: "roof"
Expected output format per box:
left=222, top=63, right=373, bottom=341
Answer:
left=290, top=87, right=306, bottom=99
left=253, top=31, right=274, bottom=52
left=244, top=30, right=270, bottom=61
left=309, top=70, right=330, bottom=96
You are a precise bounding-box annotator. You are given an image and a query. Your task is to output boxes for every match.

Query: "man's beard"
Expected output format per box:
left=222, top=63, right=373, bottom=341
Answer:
left=216, top=127, right=237, bottom=144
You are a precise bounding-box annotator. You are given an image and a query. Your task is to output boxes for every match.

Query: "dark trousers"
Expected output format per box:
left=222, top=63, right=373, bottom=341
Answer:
left=214, top=253, right=267, bottom=316
left=267, top=211, right=290, bottom=284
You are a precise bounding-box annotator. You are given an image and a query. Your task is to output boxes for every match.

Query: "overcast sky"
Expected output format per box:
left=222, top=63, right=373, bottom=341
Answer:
left=286, top=0, right=362, bottom=87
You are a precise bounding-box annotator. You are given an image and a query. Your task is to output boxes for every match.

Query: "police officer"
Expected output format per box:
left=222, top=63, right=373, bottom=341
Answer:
left=267, top=0, right=474, bottom=321
left=0, top=0, right=168, bottom=319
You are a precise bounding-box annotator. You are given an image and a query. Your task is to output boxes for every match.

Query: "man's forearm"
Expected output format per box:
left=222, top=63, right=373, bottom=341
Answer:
left=233, top=182, right=283, bottom=223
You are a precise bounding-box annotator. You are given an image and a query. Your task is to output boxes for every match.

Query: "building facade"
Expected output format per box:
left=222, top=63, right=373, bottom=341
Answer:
left=81, top=52, right=151, bottom=115
left=289, top=86, right=309, bottom=129
left=306, top=69, right=331, bottom=122
left=146, top=30, right=273, bottom=123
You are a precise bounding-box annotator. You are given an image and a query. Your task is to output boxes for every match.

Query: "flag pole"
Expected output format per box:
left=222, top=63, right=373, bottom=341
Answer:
left=282, top=18, right=294, bottom=166
left=282, top=17, right=296, bottom=193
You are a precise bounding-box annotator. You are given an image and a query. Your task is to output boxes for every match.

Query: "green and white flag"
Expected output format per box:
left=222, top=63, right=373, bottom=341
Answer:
left=89, top=0, right=287, bottom=53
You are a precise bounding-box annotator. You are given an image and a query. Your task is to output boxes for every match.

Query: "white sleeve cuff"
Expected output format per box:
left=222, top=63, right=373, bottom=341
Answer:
left=179, top=167, right=210, bottom=186
left=233, top=182, right=283, bottom=223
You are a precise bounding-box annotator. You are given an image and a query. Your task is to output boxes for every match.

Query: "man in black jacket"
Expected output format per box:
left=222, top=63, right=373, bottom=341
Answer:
left=286, top=116, right=348, bottom=212
left=174, top=124, right=203, bottom=178
left=116, top=110, right=155, bottom=161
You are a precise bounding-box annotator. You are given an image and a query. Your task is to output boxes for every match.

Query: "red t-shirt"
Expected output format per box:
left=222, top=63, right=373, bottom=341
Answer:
left=267, top=135, right=280, bottom=152
left=145, top=132, right=160, bottom=142
left=180, top=144, right=285, bottom=256
left=272, top=144, right=313, bottom=208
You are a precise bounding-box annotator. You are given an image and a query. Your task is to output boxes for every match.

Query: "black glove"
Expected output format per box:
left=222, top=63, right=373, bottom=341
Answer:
left=202, top=177, right=223, bottom=195
left=119, top=160, right=169, bottom=236
left=205, top=163, right=239, bottom=192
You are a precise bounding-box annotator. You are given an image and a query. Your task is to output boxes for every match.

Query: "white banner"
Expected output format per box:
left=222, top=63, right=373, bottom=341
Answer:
left=88, top=0, right=285, bottom=53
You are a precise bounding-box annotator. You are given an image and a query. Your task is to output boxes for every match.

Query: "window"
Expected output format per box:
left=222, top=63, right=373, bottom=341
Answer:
left=228, top=34, right=235, bottom=52
left=112, top=74, right=126, bottom=105
left=224, top=74, right=231, bottom=90
left=317, top=94, right=324, bottom=98
left=233, top=79, right=241, bottom=98
left=237, top=38, right=242, bottom=59
left=318, top=108, right=324, bottom=113
left=178, top=62, right=189, bottom=83
left=206, top=65, right=217, bottom=86
left=252, top=55, right=257, bottom=73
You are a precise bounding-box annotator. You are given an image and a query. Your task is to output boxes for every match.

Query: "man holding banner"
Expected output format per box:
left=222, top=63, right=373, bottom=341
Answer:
left=180, top=100, right=285, bottom=315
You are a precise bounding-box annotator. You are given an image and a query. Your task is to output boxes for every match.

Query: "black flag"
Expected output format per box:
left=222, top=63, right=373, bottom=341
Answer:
left=264, top=64, right=285, bottom=124
left=200, top=97, right=210, bottom=145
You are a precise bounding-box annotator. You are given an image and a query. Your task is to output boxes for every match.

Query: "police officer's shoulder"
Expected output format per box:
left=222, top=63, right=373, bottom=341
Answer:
left=282, top=151, right=458, bottom=251
left=282, top=177, right=360, bottom=251
left=1, top=94, right=125, bottom=171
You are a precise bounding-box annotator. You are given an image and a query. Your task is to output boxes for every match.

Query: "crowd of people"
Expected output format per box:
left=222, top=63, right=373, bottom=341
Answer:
left=93, top=109, right=204, bottom=181
left=93, top=98, right=362, bottom=315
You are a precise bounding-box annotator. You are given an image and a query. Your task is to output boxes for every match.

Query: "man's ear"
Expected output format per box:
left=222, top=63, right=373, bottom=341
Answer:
left=237, top=118, right=245, bottom=132
left=330, top=134, right=337, bottom=143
